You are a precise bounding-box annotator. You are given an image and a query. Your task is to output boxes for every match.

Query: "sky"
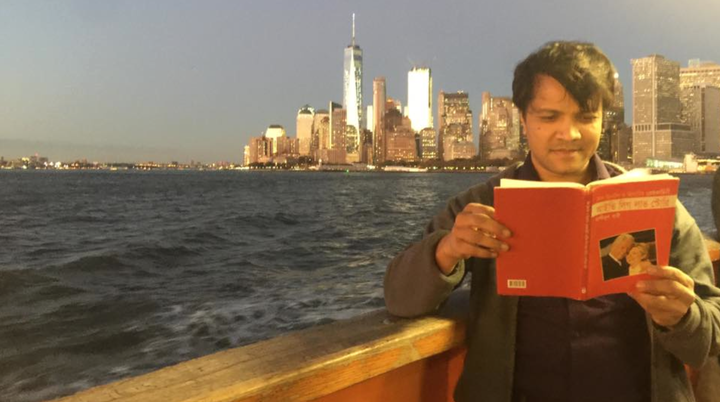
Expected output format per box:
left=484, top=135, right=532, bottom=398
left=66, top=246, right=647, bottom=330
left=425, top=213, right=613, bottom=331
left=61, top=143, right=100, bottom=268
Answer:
left=1, top=0, right=719, bottom=163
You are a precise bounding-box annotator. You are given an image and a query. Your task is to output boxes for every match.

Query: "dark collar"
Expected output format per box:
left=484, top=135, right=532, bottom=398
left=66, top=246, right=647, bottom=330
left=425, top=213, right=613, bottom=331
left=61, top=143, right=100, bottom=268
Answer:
left=515, top=152, right=610, bottom=182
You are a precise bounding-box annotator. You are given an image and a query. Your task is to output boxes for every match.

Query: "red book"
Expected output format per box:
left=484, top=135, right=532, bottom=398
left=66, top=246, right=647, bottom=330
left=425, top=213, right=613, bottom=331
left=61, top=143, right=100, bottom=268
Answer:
left=494, top=171, right=679, bottom=300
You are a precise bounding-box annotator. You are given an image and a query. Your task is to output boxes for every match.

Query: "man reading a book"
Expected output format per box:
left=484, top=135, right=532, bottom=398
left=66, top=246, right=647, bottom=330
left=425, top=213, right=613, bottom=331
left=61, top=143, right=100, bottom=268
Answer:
left=602, top=233, right=634, bottom=280
left=384, top=41, right=720, bottom=402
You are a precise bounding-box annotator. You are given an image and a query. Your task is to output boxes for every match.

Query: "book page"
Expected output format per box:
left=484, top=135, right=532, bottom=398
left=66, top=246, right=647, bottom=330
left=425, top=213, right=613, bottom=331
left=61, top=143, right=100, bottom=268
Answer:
left=495, top=187, right=587, bottom=299
left=586, top=177, right=679, bottom=298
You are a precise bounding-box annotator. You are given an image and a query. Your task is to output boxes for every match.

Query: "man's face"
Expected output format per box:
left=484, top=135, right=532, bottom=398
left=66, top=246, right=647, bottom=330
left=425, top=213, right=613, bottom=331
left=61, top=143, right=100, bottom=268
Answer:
left=520, top=75, right=603, bottom=183
left=611, top=237, right=634, bottom=259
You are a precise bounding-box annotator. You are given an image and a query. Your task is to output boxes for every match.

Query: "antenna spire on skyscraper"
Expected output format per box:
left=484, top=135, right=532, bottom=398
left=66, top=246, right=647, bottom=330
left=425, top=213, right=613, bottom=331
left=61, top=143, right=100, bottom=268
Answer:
left=352, top=13, right=356, bottom=46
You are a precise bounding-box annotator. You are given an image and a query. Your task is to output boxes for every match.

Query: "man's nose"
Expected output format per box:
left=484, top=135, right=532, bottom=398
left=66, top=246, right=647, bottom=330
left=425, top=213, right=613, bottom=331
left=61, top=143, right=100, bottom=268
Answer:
left=556, top=119, right=582, bottom=141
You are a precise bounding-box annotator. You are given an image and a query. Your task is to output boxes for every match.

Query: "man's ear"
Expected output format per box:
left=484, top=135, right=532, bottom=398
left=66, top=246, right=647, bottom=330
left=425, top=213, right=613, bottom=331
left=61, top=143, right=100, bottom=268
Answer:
left=519, top=113, right=527, bottom=137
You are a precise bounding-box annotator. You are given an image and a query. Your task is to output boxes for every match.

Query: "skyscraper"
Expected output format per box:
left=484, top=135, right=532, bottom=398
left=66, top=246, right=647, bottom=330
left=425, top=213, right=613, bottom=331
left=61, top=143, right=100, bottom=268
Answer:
left=479, top=92, right=521, bottom=163
left=313, top=109, right=330, bottom=153
left=343, top=14, right=363, bottom=162
left=680, top=60, right=720, bottom=154
left=680, top=60, right=720, bottom=89
left=373, top=77, right=387, bottom=164
left=599, top=74, right=626, bottom=163
left=384, top=108, right=417, bottom=162
left=264, top=125, right=286, bottom=156
left=419, top=127, right=438, bottom=160
left=296, top=105, right=315, bottom=156
left=408, top=67, right=433, bottom=133
left=438, top=91, right=474, bottom=161
left=681, top=84, right=720, bottom=153
left=631, top=55, right=695, bottom=165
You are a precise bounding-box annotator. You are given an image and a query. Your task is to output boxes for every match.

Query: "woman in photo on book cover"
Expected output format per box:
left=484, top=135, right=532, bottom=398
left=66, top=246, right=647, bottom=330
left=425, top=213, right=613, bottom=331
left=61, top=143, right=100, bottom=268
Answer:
left=627, top=243, right=653, bottom=276
left=384, top=40, right=720, bottom=402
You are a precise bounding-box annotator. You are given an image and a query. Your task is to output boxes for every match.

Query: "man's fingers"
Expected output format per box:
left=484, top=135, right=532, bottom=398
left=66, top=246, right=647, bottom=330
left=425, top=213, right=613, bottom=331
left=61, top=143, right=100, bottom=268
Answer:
left=458, top=211, right=512, bottom=239
left=636, top=279, right=695, bottom=305
left=456, top=238, right=498, bottom=259
left=458, top=227, right=509, bottom=252
left=464, top=203, right=496, bottom=218
left=630, top=292, right=691, bottom=326
left=646, top=265, right=695, bottom=289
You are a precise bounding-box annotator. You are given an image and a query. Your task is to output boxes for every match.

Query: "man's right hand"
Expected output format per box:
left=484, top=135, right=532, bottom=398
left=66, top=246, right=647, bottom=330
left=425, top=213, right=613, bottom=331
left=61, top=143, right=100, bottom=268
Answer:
left=435, top=203, right=512, bottom=274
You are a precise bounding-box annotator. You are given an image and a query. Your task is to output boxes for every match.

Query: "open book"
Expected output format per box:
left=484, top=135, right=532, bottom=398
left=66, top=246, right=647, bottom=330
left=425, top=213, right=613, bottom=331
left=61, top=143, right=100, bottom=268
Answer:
left=494, top=170, right=679, bottom=300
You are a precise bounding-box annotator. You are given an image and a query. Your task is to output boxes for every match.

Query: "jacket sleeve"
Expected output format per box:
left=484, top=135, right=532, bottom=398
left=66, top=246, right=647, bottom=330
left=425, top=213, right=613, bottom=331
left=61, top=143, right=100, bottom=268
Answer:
left=653, top=201, right=720, bottom=368
left=383, top=185, right=488, bottom=318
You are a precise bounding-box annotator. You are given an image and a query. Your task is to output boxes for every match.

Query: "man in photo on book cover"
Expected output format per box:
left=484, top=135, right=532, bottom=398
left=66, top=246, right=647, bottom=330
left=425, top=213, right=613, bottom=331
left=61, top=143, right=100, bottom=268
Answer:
left=384, top=41, right=720, bottom=402
left=601, top=233, right=634, bottom=281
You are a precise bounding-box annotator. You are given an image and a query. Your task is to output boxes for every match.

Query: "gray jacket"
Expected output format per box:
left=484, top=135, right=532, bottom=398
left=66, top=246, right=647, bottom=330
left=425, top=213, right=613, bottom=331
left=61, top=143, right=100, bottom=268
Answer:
left=384, top=163, right=720, bottom=402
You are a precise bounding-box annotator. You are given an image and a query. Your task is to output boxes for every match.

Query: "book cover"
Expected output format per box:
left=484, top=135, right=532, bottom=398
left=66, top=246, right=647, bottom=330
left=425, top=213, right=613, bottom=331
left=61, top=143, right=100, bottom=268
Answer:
left=493, top=171, right=679, bottom=300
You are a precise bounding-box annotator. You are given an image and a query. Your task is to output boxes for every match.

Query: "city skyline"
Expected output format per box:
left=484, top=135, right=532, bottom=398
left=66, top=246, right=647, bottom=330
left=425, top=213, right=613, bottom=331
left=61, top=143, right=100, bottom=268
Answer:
left=2, top=1, right=720, bottom=162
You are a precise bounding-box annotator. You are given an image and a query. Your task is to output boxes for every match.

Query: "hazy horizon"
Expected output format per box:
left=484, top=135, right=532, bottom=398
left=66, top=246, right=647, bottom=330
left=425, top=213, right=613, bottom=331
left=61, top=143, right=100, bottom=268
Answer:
left=2, top=0, right=719, bottom=162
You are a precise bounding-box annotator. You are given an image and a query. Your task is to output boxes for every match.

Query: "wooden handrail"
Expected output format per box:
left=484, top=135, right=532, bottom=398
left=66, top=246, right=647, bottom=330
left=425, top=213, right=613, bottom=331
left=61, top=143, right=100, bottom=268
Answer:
left=46, top=239, right=720, bottom=402
left=48, top=291, right=470, bottom=402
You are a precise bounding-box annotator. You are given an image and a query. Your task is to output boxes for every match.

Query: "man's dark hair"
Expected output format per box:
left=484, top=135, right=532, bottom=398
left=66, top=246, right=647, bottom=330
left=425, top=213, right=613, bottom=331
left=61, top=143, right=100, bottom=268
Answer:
left=512, top=41, right=616, bottom=115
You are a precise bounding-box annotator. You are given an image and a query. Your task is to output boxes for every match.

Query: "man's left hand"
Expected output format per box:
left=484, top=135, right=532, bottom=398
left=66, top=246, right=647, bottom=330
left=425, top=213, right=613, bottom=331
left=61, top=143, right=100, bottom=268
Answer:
left=629, top=265, right=696, bottom=328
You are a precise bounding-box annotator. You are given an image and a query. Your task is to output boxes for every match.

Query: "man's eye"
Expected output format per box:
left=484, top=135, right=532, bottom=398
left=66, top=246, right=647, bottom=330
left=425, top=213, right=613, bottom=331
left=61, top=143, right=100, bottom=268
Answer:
left=579, top=115, right=598, bottom=123
left=539, top=115, right=557, bottom=121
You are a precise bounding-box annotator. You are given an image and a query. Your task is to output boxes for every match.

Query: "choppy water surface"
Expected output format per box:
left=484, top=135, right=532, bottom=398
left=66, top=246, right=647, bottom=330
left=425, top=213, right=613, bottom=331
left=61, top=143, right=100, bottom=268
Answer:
left=0, top=170, right=714, bottom=401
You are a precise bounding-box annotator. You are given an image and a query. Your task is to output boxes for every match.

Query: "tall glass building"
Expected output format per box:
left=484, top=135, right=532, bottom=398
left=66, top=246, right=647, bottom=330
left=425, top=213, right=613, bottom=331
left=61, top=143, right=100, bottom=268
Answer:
left=343, top=14, right=363, bottom=162
left=408, top=67, right=433, bottom=133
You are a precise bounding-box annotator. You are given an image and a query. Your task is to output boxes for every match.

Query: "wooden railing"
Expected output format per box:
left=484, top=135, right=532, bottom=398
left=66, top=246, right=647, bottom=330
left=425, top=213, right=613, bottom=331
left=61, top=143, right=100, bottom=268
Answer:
left=48, top=239, right=720, bottom=402
left=49, top=291, right=471, bottom=402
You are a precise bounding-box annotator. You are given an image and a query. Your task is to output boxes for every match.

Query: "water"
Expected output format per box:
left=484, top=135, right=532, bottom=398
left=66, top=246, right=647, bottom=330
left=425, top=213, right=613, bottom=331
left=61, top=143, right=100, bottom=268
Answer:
left=0, top=170, right=714, bottom=402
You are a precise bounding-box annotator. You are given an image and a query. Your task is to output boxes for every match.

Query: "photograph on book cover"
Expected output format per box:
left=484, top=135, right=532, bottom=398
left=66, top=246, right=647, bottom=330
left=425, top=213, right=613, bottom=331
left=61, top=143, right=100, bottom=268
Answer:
left=599, top=228, right=657, bottom=282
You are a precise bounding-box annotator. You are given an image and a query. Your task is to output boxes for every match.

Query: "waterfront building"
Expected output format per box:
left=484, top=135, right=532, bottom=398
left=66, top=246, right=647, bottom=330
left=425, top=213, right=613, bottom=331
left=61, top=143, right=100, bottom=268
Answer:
left=479, top=92, right=522, bottom=163
left=296, top=105, right=315, bottom=156
left=600, top=74, right=627, bottom=163
left=680, top=60, right=720, bottom=89
left=373, top=77, right=387, bottom=164
left=631, top=55, right=695, bottom=165
left=681, top=84, right=720, bottom=153
left=243, top=145, right=250, bottom=166
left=313, top=109, right=329, bottom=154
left=343, top=14, right=363, bottom=162
left=617, top=126, right=633, bottom=165
left=408, top=67, right=433, bottom=133
left=249, top=136, right=271, bottom=164
left=315, top=102, right=347, bottom=164
left=438, top=91, right=474, bottom=161
left=366, top=105, right=373, bottom=132
left=274, top=136, right=299, bottom=157
left=387, top=98, right=402, bottom=113
left=264, top=125, right=286, bottom=156
left=384, top=108, right=417, bottom=162
left=420, top=127, right=438, bottom=160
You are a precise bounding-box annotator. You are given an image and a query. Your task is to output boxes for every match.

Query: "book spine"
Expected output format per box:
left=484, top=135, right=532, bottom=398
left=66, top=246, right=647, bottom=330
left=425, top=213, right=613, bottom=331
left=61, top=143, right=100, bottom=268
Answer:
left=582, top=191, right=591, bottom=298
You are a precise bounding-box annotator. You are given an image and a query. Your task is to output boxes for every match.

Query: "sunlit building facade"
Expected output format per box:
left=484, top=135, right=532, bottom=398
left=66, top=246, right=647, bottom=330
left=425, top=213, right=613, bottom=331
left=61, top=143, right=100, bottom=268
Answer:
left=373, top=77, right=387, bottom=164
left=408, top=67, right=433, bottom=133
left=384, top=108, right=417, bottom=162
left=343, top=14, right=363, bottom=162
left=248, top=136, right=271, bottom=164
left=420, top=127, right=438, bottom=160
left=438, top=91, right=474, bottom=161
left=243, top=145, right=250, bottom=166
left=264, top=125, right=286, bottom=156
left=479, top=92, right=521, bottom=162
left=313, top=109, right=329, bottom=153
left=680, top=60, right=720, bottom=89
left=296, top=105, right=314, bottom=156
left=631, top=55, right=694, bottom=164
